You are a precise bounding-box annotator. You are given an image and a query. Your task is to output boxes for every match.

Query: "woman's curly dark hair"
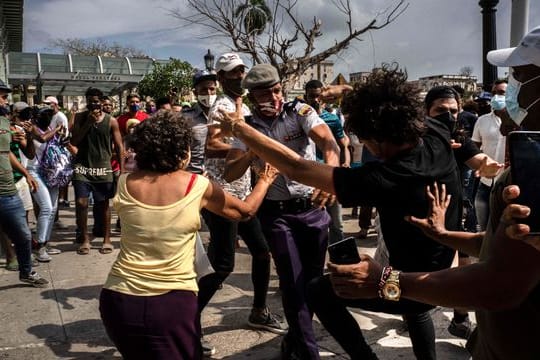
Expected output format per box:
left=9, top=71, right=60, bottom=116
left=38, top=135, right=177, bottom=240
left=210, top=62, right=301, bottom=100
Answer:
left=130, top=110, right=192, bottom=173
left=342, top=63, right=425, bottom=145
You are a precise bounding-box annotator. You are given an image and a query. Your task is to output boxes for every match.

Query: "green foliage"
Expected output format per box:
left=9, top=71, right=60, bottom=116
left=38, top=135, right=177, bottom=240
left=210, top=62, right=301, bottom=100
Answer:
left=234, top=0, right=273, bottom=36
left=137, top=58, right=194, bottom=101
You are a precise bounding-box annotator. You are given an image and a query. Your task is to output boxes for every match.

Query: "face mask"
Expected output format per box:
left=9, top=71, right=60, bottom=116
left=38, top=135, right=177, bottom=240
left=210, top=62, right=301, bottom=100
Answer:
left=37, top=113, right=52, bottom=129
left=433, top=111, right=457, bottom=134
left=224, top=79, right=243, bottom=97
left=506, top=72, right=540, bottom=126
left=197, top=94, right=217, bottom=108
left=258, top=99, right=283, bottom=118
left=0, top=106, right=9, bottom=116
left=147, top=106, right=156, bottom=114
left=88, top=103, right=102, bottom=111
left=129, top=104, right=140, bottom=112
left=490, top=95, right=506, bottom=111
left=19, top=108, right=32, bottom=120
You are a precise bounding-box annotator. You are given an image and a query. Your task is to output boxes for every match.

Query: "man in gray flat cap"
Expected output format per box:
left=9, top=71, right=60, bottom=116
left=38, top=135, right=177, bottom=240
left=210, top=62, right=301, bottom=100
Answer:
left=224, top=64, right=340, bottom=359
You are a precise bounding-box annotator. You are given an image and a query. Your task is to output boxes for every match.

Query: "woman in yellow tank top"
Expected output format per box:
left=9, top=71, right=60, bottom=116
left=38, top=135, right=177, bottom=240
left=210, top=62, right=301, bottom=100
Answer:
left=99, top=110, right=277, bottom=360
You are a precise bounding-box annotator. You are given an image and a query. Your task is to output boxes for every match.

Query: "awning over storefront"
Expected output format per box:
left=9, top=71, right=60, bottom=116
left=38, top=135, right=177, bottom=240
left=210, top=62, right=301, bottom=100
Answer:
left=6, top=52, right=169, bottom=96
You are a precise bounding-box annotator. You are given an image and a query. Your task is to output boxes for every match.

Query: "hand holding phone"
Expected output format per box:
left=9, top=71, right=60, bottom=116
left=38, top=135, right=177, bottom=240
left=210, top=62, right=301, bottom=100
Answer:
left=328, top=236, right=361, bottom=265
left=509, top=131, right=540, bottom=235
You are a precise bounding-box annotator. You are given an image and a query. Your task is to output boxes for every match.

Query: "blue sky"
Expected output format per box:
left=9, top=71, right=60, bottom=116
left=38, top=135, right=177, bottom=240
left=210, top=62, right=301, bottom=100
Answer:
left=23, top=0, right=540, bottom=81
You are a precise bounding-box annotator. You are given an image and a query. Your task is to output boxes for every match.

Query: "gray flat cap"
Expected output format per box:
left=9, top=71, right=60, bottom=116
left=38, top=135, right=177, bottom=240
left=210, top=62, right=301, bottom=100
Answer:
left=242, top=64, right=280, bottom=90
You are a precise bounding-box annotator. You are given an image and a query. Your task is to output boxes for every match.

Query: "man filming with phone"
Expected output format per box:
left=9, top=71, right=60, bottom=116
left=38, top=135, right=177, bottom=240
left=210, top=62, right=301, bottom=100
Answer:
left=329, top=27, right=540, bottom=360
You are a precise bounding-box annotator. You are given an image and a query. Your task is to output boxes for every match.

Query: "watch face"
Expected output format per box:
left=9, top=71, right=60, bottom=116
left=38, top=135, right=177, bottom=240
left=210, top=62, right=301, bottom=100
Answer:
left=383, top=283, right=401, bottom=300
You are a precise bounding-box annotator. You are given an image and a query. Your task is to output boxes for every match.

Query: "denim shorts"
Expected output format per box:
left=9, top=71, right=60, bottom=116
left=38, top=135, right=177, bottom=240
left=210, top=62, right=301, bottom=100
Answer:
left=73, top=180, right=114, bottom=202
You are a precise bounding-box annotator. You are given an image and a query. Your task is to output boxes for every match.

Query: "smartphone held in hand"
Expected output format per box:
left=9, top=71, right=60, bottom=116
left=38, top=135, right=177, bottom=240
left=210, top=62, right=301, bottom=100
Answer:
left=508, top=131, right=540, bottom=235
left=328, top=236, right=361, bottom=265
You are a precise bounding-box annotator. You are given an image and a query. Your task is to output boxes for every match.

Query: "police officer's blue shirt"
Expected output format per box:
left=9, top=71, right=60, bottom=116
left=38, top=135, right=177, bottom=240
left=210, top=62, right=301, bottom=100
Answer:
left=232, top=101, right=325, bottom=201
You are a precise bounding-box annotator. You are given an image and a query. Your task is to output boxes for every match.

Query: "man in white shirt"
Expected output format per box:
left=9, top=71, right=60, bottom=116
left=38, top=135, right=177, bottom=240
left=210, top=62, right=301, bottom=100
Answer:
left=471, top=79, right=507, bottom=230
left=44, top=96, right=68, bottom=137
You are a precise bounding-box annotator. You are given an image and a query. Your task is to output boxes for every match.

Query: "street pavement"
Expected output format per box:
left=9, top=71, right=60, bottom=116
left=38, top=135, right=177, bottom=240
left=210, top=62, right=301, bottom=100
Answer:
left=0, top=203, right=472, bottom=359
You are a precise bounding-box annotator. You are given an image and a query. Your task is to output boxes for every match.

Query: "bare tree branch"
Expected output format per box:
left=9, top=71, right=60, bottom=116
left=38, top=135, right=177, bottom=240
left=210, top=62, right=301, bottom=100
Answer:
left=49, top=38, right=149, bottom=58
left=170, top=0, right=408, bottom=91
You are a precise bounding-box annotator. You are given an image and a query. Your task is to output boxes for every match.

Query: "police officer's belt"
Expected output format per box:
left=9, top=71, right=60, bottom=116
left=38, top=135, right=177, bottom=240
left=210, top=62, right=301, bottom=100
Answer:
left=261, top=197, right=313, bottom=214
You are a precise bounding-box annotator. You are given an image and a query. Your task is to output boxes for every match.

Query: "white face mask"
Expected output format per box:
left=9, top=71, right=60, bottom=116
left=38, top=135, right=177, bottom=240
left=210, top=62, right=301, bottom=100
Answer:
left=506, top=71, right=540, bottom=126
left=197, top=94, right=217, bottom=109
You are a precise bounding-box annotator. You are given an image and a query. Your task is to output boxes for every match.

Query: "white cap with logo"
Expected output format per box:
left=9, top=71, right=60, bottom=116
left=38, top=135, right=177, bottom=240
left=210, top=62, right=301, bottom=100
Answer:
left=215, top=53, right=246, bottom=73
left=488, top=25, right=540, bottom=67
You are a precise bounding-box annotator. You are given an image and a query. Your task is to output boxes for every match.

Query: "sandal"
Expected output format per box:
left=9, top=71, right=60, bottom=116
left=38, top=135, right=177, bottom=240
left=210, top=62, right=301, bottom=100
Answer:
left=99, top=243, right=114, bottom=254
left=5, top=259, right=19, bottom=271
left=77, top=243, right=91, bottom=255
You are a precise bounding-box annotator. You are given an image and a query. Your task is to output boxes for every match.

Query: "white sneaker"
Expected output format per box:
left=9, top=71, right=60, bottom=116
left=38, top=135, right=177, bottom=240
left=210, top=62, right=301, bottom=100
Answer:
left=201, top=337, right=216, bottom=356
left=36, top=246, right=52, bottom=262
left=46, top=245, right=62, bottom=255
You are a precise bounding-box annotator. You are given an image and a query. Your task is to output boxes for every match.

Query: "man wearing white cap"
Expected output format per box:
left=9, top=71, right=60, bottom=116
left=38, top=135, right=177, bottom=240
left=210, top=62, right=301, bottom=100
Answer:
left=197, top=54, right=286, bottom=356
left=44, top=96, right=69, bottom=137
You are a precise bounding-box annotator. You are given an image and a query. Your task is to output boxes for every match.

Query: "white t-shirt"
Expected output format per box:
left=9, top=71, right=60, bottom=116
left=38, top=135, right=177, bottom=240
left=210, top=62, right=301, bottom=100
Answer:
left=51, top=111, right=69, bottom=136
left=471, top=112, right=505, bottom=186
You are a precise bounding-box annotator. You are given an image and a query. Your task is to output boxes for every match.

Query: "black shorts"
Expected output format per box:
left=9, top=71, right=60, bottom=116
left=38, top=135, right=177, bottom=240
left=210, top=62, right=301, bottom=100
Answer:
left=73, top=180, right=114, bottom=202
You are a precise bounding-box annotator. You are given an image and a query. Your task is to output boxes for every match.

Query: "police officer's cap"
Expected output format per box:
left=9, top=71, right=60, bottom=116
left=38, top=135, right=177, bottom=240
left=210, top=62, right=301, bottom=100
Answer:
left=242, top=64, right=280, bottom=90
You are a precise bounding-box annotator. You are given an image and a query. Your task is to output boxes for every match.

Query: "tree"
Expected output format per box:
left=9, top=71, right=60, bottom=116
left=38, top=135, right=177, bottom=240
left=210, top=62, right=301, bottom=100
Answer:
left=234, top=0, right=273, bottom=36
left=171, top=0, right=407, bottom=91
left=459, top=66, right=474, bottom=77
left=137, top=58, right=194, bottom=101
left=50, top=38, right=149, bottom=58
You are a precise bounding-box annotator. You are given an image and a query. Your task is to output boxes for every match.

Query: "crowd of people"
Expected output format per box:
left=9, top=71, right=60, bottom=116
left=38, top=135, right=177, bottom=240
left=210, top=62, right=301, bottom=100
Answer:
left=1, top=25, right=539, bottom=360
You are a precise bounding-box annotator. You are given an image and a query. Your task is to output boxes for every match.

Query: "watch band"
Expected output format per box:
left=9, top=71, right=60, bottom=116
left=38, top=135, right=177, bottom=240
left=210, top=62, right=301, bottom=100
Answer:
left=378, top=266, right=393, bottom=299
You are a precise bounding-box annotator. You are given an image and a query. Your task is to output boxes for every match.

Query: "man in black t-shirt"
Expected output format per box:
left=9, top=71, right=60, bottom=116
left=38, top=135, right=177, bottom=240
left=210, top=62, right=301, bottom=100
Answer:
left=214, top=64, right=461, bottom=359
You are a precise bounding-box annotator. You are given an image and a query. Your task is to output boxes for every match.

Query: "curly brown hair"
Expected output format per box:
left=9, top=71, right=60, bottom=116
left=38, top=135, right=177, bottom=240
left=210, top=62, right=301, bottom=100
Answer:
left=342, top=63, right=425, bottom=145
left=130, top=110, right=192, bottom=173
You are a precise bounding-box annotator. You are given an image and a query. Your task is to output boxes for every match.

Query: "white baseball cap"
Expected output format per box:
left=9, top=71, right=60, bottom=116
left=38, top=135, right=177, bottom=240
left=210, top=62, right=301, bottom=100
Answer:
left=487, top=25, right=540, bottom=67
left=44, top=96, right=59, bottom=105
left=215, top=53, right=246, bottom=73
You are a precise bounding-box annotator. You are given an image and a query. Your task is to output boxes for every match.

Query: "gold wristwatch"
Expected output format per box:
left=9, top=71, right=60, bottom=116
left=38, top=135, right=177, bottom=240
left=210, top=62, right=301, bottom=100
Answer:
left=381, top=270, right=401, bottom=301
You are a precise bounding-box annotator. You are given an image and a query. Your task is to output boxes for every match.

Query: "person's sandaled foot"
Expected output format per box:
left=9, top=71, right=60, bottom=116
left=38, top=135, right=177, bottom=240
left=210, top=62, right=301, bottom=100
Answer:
left=77, top=243, right=91, bottom=255
left=5, top=259, right=19, bottom=271
left=99, top=243, right=114, bottom=254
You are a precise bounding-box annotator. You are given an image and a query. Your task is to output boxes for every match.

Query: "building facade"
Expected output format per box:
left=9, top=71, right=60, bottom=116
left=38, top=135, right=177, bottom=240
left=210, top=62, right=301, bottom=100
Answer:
left=288, top=60, right=334, bottom=99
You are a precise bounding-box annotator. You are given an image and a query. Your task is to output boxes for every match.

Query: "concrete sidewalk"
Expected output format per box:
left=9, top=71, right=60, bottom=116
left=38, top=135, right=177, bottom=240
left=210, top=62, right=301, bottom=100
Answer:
left=0, top=205, right=471, bottom=359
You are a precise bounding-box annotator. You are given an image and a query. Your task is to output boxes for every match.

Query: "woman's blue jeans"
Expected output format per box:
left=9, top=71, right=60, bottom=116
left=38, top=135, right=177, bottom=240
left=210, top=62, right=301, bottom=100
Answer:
left=0, top=194, right=32, bottom=277
left=28, top=167, right=59, bottom=245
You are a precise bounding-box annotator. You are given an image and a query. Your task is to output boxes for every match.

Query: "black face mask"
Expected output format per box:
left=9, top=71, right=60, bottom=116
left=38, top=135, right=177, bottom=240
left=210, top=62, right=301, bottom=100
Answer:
left=37, top=117, right=51, bottom=129
left=19, top=107, right=32, bottom=120
left=0, top=106, right=9, bottom=116
left=223, top=79, right=243, bottom=97
left=36, top=109, right=53, bottom=129
left=433, top=111, right=457, bottom=134
left=88, top=103, right=102, bottom=111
